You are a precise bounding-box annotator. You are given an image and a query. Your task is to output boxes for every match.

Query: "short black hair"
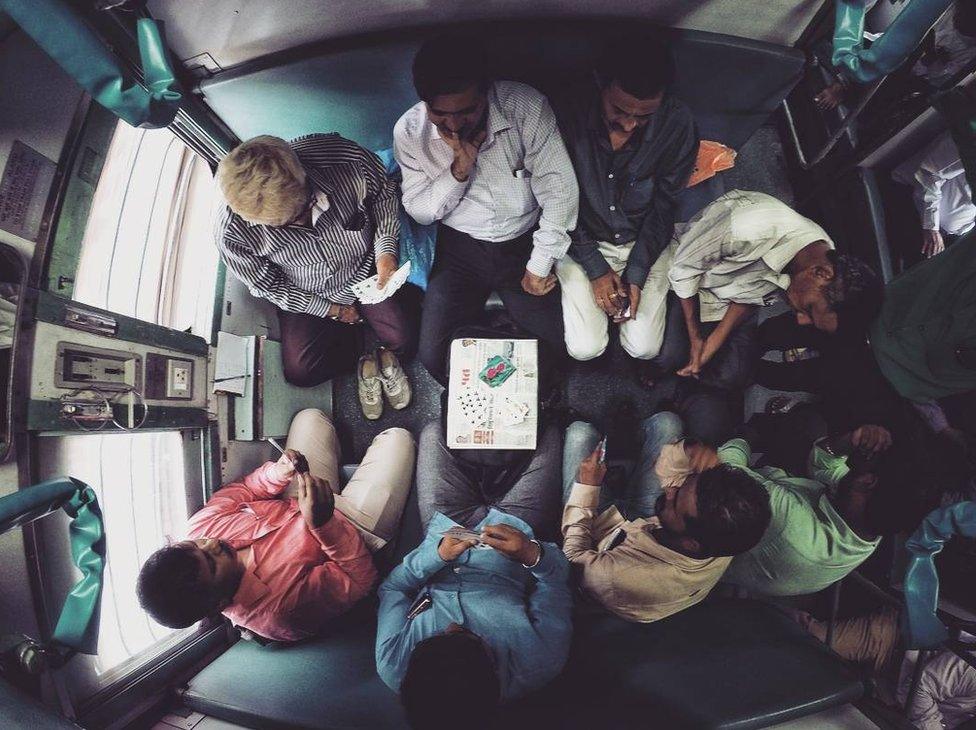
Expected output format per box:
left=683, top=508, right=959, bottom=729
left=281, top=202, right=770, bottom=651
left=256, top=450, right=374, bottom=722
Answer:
left=400, top=632, right=500, bottom=730
left=687, top=465, right=772, bottom=557
left=824, top=251, right=883, bottom=336
left=597, top=30, right=676, bottom=99
left=412, top=35, right=489, bottom=103
left=137, top=544, right=215, bottom=629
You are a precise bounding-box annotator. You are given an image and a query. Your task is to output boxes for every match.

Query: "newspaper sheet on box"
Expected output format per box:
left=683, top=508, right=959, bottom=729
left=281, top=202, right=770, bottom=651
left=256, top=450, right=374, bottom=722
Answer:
left=447, top=338, right=538, bottom=450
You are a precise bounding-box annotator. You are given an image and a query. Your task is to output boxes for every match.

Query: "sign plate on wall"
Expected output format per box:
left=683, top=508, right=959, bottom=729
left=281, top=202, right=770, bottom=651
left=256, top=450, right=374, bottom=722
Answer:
left=0, top=140, right=57, bottom=242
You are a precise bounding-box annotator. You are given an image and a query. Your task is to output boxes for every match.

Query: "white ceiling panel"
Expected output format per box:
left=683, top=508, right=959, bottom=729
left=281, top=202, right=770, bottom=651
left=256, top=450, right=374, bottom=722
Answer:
left=149, top=0, right=825, bottom=71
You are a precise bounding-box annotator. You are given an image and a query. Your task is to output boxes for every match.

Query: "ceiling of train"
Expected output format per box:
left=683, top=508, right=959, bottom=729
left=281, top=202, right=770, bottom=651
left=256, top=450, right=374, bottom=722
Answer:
left=147, top=0, right=826, bottom=72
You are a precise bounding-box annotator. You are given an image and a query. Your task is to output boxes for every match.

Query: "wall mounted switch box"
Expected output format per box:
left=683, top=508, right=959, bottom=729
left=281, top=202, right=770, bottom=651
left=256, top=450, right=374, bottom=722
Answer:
left=145, top=353, right=194, bottom=400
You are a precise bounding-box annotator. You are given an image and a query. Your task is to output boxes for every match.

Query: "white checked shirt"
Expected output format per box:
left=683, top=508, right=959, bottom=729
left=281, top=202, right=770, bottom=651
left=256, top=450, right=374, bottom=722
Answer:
left=215, top=134, right=400, bottom=314
left=892, top=131, right=976, bottom=236
left=393, top=81, right=579, bottom=277
left=668, top=190, right=834, bottom=322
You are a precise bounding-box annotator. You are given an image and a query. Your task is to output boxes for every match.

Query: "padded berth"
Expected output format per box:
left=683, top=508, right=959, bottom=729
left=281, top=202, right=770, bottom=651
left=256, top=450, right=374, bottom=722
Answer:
left=183, top=595, right=864, bottom=730
left=200, top=23, right=805, bottom=222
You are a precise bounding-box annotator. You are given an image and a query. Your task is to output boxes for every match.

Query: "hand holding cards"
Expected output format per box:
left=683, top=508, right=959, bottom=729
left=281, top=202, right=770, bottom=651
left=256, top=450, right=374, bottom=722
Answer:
left=439, top=526, right=493, bottom=550
left=438, top=527, right=492, bottom=560
left=350, top=260, right=411, bottom=304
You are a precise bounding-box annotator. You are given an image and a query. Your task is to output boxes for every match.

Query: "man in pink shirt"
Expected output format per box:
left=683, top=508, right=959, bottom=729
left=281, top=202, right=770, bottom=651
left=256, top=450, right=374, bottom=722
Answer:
left=137, top=409, right=414, bottom=642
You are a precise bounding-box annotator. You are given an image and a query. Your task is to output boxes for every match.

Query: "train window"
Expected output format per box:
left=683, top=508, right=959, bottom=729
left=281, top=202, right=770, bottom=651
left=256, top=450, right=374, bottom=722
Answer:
left=35, top=430, right=203, bottom=694
left=71, top=121, right=219, bottom=338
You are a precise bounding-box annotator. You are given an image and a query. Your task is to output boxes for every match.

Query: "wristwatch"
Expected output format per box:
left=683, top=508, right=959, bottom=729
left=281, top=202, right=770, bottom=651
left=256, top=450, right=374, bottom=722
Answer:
left=521, top=539, right=543, bottom=569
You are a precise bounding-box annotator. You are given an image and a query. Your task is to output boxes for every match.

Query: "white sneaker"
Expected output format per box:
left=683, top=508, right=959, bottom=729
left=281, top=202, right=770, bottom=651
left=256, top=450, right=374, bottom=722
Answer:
left=358, top=352, right=384, bottom=421
left=377, top=347, right=412, bottom=410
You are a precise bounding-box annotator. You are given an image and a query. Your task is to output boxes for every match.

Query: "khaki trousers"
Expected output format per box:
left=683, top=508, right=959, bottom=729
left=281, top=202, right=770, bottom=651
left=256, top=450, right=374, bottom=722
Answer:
left=556, top=240, right=675, bottom=361
left=283, top=408, right=415, bottom=551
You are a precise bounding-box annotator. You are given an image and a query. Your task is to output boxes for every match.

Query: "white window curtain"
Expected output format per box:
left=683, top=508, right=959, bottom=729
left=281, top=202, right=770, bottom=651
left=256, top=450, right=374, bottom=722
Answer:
left=74, top=122, right=220, bottom=339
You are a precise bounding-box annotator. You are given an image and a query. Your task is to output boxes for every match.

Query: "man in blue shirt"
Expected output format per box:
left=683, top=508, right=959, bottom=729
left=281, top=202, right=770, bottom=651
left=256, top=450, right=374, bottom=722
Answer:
left=375, top=423, right=572, bottom=724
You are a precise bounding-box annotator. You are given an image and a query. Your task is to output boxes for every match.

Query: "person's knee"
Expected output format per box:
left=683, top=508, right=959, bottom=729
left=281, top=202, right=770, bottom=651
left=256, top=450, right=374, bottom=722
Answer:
left=566, top=330, right=608, bottom=362
left=620, top=332, right=662, bottom=361
left=282, top=358, right=330, bottom=388
left=381, top=326, right=418, bottom=360
left=419, top=420, right=445, bottom=452
left=565, top=420, right=600, bottom=450
left=376, top=426, right=417, bottom=453
left=289, top=408, right=336, bottom=435
left=640, top=411, right=683, bottom=442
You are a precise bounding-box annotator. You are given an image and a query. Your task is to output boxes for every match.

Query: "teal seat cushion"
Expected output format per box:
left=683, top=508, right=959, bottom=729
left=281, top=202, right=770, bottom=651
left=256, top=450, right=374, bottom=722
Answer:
left=184, top=596, right=864, bottom=730
left=548, top=599, right=866, bottom=729
left=183, top=604, right=405, bottom=729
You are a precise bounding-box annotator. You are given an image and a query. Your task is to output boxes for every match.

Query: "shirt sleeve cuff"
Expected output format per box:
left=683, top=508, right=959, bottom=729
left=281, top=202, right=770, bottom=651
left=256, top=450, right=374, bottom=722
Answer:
left=310, top=509, right=358, bottom=547
left=305, top=297, right=333, bottom=318
left=567, top=482, right=601, bottom=509
left=526, top=249, right=556, bottom=278
left=622, top=262, right=651, bottom=287
left=669, top=279, right=699, bottom=299
left=576, top=248, right=612, bottom=280
left=808, top=438, right=851, bottom=487
left=259, top=462, right=290, bottom=495
left=921, top=211, right=940, bottom=231
left=374, top=235, right=400, bottom=259
left=528, top=541, right=569, bottom=582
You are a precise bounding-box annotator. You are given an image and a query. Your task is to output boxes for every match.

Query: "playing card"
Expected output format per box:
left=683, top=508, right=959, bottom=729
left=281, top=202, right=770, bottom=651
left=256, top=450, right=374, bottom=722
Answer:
left=350, top=260, right=412, bottom=304
left=440, top=526, right=493, bottom=549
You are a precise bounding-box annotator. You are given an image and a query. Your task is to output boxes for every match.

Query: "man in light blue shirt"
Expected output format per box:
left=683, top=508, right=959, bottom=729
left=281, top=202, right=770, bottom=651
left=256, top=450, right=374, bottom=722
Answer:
left=376, top=423, right=572, bottom=725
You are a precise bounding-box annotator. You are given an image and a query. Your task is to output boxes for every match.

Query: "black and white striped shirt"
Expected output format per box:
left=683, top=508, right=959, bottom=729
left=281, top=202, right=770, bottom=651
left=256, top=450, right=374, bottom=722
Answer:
left=215, top=134, right=400, bottom=314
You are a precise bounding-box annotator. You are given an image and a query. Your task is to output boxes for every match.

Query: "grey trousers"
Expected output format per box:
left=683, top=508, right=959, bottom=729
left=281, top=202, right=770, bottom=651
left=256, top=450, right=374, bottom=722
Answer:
left=562, top=411, right=685, bottom=520
left=417, top=421, right=563, bottom=540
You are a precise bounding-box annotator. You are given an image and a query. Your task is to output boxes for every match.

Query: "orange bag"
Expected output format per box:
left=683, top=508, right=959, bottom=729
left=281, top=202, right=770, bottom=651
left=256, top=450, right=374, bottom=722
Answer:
left=686, top=140, right=737, bottom=187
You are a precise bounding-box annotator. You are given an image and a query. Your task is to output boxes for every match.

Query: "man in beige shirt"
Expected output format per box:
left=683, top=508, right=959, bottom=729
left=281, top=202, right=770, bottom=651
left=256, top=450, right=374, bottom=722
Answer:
left=561, top=412, right=771, bottom=622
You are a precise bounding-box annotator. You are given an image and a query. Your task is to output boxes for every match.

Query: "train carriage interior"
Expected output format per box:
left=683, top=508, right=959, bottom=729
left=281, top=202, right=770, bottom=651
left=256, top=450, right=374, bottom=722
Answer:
left=0, top=0, right=974, bottom=728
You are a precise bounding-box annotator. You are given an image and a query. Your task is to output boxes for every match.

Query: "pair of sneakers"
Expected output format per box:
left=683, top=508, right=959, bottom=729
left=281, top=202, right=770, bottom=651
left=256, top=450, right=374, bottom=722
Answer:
left=358, top=347, right=412, bottom=420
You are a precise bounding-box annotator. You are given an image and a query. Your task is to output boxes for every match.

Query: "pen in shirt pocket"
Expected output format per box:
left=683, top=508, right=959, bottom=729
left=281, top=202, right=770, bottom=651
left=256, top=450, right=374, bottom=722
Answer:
left=513, top=167, right=532, bottom=179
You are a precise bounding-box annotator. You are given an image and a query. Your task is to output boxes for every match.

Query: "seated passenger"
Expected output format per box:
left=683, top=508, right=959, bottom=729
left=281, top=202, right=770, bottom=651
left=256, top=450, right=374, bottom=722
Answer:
left=375, top=421, right=571, bottom=719
left=137, top=409, right=414, bottom=642
left=720, top=422, right=920, bottom=596
left=394, top=35, right=579, bottom=384
left=649, top=189, right=882, bottom=390
left=790, top=608, right=976, bottom=730
left=561, top=412, right=771, bottom=622
left=870, top=233, right=976, bottom=442
left=892, top=131, right=975, bottom=259
left=215, top=134, right=416, bottom=398
left=552, top=32, right=698, bottom=363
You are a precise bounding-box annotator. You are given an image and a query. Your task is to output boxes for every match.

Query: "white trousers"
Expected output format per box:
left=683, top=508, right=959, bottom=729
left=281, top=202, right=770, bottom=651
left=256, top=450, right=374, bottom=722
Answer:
left=283, top=408, right=415, bottom=551
left=556, top=240, right=674, bottom=361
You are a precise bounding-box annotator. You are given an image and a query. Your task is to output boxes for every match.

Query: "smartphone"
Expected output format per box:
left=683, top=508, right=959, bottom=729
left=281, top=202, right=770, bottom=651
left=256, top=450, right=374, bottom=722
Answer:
left=598, top=436, right=608, bottom=463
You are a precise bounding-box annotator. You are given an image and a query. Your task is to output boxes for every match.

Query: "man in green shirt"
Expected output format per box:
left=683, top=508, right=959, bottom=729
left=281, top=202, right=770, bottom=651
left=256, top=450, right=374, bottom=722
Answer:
left=719, top=424, right=919, bottom=596
left=870, top=234, right=976, bottom=427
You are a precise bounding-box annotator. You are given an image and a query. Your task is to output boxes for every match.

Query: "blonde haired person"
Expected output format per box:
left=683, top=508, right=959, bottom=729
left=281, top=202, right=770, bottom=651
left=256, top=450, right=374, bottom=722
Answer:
left=215, top=134, right=416, bottom=417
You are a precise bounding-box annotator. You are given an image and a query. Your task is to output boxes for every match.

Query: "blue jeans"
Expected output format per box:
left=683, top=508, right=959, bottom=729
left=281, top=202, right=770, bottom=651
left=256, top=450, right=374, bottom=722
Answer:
left=562, top=412, right=685, bottom=520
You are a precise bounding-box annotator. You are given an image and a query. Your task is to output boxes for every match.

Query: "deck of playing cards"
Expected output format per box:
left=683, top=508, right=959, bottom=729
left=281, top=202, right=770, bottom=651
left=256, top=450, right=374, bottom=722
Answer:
left=439, top=526, right=493, bottom=549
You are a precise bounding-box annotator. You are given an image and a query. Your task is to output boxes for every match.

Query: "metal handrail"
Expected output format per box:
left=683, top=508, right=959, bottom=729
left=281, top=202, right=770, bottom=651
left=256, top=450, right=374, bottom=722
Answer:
left=782, top=76, right=886, bottom=170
